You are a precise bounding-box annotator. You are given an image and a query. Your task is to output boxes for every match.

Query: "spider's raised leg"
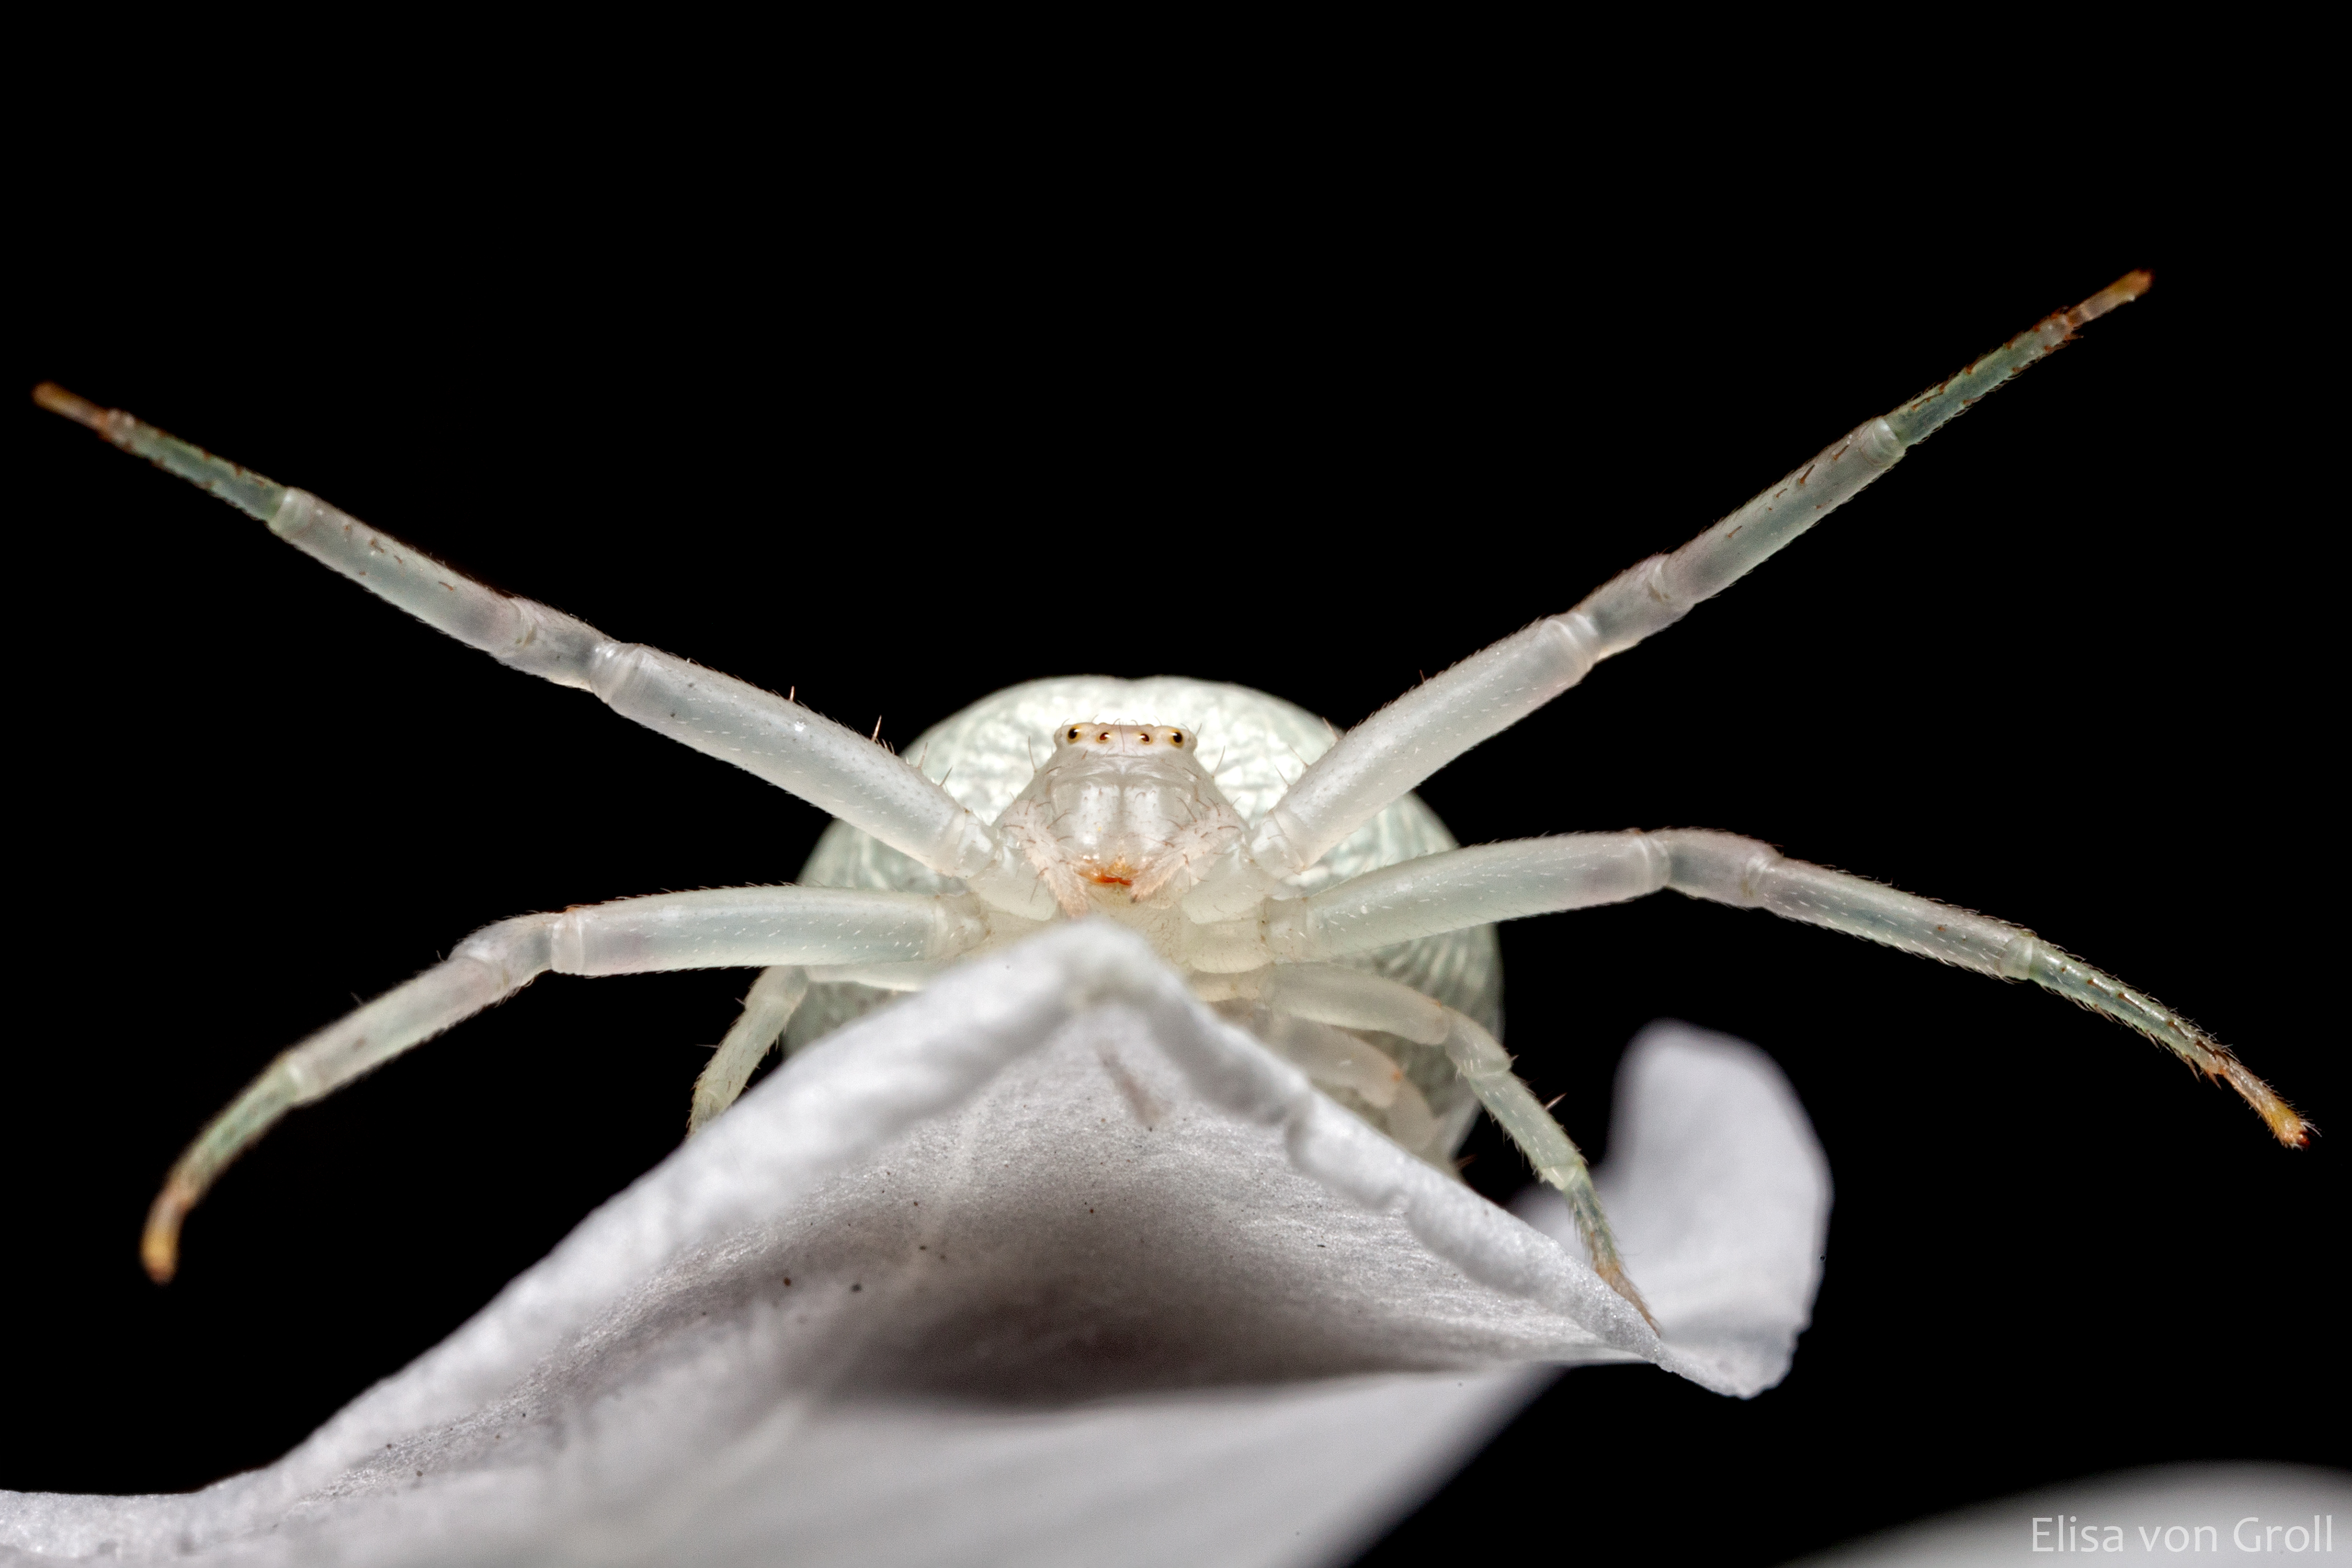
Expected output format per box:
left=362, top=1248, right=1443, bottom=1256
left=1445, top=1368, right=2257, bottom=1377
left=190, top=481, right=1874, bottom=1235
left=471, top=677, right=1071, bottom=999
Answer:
left=1256, top=963, right=1650, bottom=1322
left=1237, top=273, right=2153, bottom=882
left=30, top=385, right=1036, bottom=904
left=689, top=965, right=811, bottom=1136
left=144, top=887, right=985, bottom=1281
left=1273, top=831, right=2306, bottom=1146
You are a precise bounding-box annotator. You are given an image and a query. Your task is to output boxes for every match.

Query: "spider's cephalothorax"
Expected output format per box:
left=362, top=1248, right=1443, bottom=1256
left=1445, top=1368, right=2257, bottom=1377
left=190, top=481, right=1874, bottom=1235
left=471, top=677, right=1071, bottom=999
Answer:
left=999, top=722, right=1244, bottom=916
left=33, top=270, right=2305, bottom=1327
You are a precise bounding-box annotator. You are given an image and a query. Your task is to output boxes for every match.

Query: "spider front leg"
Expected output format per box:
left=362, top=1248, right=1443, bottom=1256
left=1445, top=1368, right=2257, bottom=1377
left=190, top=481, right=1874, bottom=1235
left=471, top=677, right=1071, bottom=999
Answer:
left=1253, top=964, right=1652, bottom=1324
left=144, top=888, right=985, bottom=1282
left=1272, top=833, right=2306, bottom=1145
left=1241, top=272, right=2153, bottom=877
left=30, top=384, right=1051, bottom=913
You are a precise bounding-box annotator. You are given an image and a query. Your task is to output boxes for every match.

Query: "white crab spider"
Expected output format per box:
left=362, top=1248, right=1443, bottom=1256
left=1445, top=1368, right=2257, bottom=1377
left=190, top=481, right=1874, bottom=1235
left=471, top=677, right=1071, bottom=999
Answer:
left=33, top=268, right=2304, bottom=1325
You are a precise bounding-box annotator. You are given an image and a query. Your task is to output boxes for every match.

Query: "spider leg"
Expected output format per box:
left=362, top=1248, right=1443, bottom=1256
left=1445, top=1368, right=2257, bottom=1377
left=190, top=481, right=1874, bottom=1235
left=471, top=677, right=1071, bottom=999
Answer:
left=30, top=385, right=1005, bottom=884
left=1256, top=963, right=1651, bottom=1324
left=1242, top=273, right=2154, bottom=877
left=688, top=965, right=811, bottom=1136
left=1273, top=830, right=2306, bottom=1147
left=143, top=887, right=986, bottom=1282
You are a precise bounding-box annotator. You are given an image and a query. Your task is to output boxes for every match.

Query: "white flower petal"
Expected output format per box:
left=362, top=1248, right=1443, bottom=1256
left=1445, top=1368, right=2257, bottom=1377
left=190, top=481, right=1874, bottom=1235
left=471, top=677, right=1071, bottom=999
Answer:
left=0, top=926, right=1829, bottom=1566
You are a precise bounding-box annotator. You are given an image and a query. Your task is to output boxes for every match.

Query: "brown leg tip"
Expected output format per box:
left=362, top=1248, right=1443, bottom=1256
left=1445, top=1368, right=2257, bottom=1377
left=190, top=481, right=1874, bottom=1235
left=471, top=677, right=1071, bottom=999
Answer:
left=32, top=382, right=108, bottom=430
left=1597, top=1259, right=1662, bottom=1335
left=142, top=1185, right=191, bottom=1284
left=2075, top=270, right=2154, bottom=324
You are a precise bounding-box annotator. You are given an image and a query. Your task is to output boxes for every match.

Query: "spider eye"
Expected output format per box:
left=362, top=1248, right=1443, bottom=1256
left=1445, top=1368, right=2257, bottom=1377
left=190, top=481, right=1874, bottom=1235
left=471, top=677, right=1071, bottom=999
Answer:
left=1067, top=728, right=1080, bottom=741
left=1138, top=732, right=1152, bottom=743
left=1169, top=732, right=1183, bottom=746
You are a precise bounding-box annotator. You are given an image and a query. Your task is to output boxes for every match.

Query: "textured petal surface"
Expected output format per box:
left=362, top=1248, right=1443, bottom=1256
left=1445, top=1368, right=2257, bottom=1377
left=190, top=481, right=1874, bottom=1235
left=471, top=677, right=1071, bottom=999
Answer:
left=0, top=928, right=1827, bottom=1566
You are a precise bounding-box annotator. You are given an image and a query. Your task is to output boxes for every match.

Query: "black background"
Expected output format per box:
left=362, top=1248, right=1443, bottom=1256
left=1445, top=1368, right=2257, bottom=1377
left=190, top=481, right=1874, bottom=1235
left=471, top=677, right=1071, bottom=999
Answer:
left=8, top=145, right=2341, bottom=1565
